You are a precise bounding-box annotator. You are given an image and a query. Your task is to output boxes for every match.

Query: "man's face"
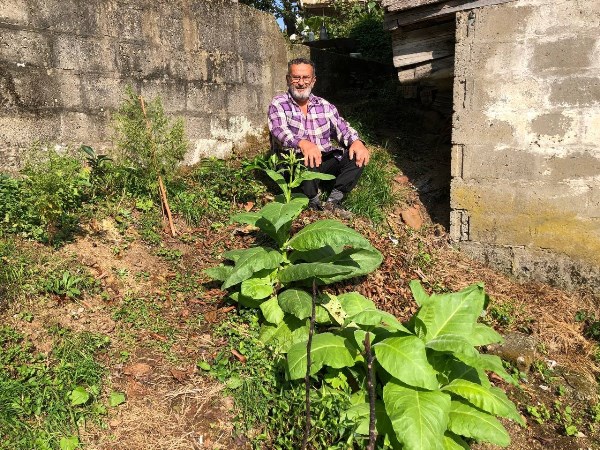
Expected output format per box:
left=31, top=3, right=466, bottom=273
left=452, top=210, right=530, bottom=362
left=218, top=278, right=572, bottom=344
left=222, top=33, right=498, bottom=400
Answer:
left=287, top=63, right=315, bottom=102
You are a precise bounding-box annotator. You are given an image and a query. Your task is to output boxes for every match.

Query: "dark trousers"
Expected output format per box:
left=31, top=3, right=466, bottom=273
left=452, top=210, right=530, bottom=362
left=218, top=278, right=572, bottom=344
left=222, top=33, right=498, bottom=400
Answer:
left=300, top=150, right=364, bottom=199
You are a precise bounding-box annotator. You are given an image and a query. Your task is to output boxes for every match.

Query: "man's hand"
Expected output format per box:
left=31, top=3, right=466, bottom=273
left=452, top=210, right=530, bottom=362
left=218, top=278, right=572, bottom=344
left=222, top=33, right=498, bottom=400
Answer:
left=298, top=140, right=322, bottom=168
left=349, top=140, right=370, bottom=167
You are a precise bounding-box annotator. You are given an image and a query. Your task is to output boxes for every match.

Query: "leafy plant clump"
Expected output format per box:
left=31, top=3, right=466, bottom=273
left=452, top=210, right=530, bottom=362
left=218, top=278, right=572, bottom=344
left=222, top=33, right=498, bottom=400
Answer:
left=0, top=326, right=111, bottom=450
left=113, top=86, right=187, bottom=194
left=205, top=153, right=523, bottom=448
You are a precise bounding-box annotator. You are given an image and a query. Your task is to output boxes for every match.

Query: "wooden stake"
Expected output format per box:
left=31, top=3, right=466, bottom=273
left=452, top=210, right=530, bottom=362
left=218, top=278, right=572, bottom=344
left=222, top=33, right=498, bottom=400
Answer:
left=158, top=175, right=176, bottom=237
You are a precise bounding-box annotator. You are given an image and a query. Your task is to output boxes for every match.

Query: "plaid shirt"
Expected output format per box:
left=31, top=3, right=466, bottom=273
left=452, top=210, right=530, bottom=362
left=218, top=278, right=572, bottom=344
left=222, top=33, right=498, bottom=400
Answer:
left=268, top=91, right=360, bottom=156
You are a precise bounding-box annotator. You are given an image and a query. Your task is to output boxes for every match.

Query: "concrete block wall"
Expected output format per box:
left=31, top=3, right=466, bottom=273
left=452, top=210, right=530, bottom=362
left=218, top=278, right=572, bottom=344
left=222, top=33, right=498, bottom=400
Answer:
left=0, top=0, right=289, bottom=168
left=450, top=0, right=600, bottom=291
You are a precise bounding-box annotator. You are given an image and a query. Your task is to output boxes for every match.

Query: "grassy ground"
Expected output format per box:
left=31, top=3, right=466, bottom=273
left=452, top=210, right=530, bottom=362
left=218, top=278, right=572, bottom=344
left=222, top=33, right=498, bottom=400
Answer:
left=1, top=90, right=599, bottom=449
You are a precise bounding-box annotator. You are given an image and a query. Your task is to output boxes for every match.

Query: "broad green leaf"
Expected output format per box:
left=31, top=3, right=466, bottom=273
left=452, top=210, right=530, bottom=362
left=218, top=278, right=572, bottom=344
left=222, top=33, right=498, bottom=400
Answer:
left=315, top=305, right=332, bottom=324
left=260, top=297, right=285, bottom=325
left=319, top=293, right=346, bottom=325
left=289, top=245, right=341, bottom=263
left=264, top=169, right=287, bottom=193
left=410, top=279, right=431, bottom=306
left=70, top=386, right=90, bottom=406
left=222, top=247, right=283, bottom=289
left=442, top=380, right=524, bottom=425
left=260, top=197, right=307, bottom=231
left=318, top=247, right=384, bottom=282
left=338, top=292, right=375, bottom=316
left=425, top=334, right=478, bottom=358
left=230, top=291, right=264, bottom=308
left=470, top=323, right=503, bottom=346
left=203, top=265, right=233, bottom=282
left=59, top=436, right=79, bottom=450
left=448, top=401, right=510, bottom=447
left=287, top=333, right=355, bottom=380
left=428, top=353, right=491, bottom=388
left=240, top=272, right=273, bottom=300
left=288, top=219, right=371, bottom=251
left=374, top=336, right=439, bottom=390
left=259, top=316, right=309, bottom=354
left=231, top=212, right=261, bottom=226
left=278, top=262, right=352, bottom=285
left=344, top=400, right=388, bottom=435
left=415, top=283, right=486, bottom=343
left=223, top=248, right=249, bottom=262
left=457, top=353, right=516, bottom=386
left=349, top=306, right=411, bottom=333
left=226, top=376, right=243, bottom=389
left=109, top=392, right=126, bottom=407
left=384, top=381, right=451, bottom=450
left=443, top=432, right=470, bottom=450
left=298, top=171, right=336, bottom=182
left=278, top=289, right=313, bottom=319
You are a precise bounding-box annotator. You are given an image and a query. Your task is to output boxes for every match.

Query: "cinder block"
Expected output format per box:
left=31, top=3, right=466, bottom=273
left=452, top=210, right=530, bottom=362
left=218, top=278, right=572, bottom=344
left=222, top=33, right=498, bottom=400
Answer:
left=8, top=67, right=75, bottom=109
left=80, top=75, right=128, bottom=111
left=103, top=3, right=144, bottom=40
left=531, top=36, right=597, bottom=72
left=59, top=111, right=111, bottom=143
left=0, top=0, right=30, bottom=26
left=0, top=29, right=52, bottom=68
left=581, top=109, right=600, bottom=146
left=461, top=145, right=546, bottom=181
left=452, top=113, right=516, bottom=146
left=140, top=78, right=186, bottom=114
left=550, top=76, right=600, bottom=107
left=0, top=113, right=61, bottom=145
left=26, top=0, right=104, bottom=36
left=53, top=34, right=117, bottom=73
left=186, top=81, right=226, bottom=115
left=471, top=4, right=536, bottom=43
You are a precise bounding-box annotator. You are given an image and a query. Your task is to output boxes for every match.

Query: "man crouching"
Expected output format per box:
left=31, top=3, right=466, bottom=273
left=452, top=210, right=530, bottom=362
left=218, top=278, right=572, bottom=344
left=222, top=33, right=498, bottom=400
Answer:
left=267, top=58, right=370, bottom=214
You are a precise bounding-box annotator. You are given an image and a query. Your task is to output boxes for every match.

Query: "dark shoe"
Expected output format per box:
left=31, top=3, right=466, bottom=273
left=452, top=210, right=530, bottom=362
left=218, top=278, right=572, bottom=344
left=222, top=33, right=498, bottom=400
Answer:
left=308, top=197, right=323, bottom=211
left=323, top=200, right=353, bottom=219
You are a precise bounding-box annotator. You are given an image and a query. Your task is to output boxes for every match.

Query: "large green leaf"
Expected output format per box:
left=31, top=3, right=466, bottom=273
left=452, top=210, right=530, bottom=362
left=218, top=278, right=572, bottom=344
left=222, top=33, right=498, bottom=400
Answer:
left=260, top=297, right=285, bottom=325
left=259, top=316, right=309, bottom=353
left=319, top=293, right=346, bottom=325
left=287, top=333, right=356, bottom=380
left=278, top=262, right=353, bottom=285
left=231, top=212, right=261, bottom=227
left=256, top=198, right=307, bottom=245
left=338, top=292, right=375, bottom=316
left=425, top=334, right=478, bottom=358
left=442, top=380, right=524, bottom=425
left=203, top=265, right=233, bottom=282
left=457, top=353, right=516, bottom=386
left=448, top=401, right=510, bottom=447
left=409, top=279, right=431, bottom=307
left=384, top=381, right=451, bottom=450
left=344, top=400, right=389, bottom=436
left=415, top=283, right=486, bottom=343
left=230, top=291, right=264, bottom=308
left=443, top=432, right=470, bottom=450
left=428, top=353, right=491, bottom=388
left=278, top=289, right=313, bottom=319
left=240, top=271, right=273, bottom=299
left=222, top=247, right=283, bottom=289
left=318, top=247, right=384, bottom=282
left=264, top=169, right=288, bottom=194
left=288, top=219, right=371, bottom=251
left=470, top=323, right=503, bottom=346
left=289, top=245, right=341, bottom=263
left=349, top=306, right=411, bottom=333
left=374, top=336, right=439, bottom=390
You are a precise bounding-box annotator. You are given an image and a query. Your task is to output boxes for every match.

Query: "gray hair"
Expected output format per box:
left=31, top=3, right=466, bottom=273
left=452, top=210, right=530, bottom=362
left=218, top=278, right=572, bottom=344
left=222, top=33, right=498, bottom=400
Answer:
left=287, top=58, right=316, bottom=76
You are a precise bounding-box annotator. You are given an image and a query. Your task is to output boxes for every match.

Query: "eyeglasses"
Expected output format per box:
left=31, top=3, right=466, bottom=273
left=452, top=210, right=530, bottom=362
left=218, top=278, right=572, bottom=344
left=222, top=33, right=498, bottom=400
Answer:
left=288, top=75, right=314, bottom=83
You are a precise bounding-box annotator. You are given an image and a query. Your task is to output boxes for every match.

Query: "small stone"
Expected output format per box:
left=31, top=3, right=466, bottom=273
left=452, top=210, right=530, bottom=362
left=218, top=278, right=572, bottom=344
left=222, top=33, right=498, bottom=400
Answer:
left=400, top=206, right=423, bottom=229
left=487, top=331, right=537, bottom=373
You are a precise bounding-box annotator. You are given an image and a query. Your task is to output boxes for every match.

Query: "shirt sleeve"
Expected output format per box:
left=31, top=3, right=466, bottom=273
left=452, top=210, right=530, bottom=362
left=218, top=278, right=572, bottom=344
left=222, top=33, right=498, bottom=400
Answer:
left=329, top=103, right=361, bottom=149
left=268, top=100, right=302, bottom=149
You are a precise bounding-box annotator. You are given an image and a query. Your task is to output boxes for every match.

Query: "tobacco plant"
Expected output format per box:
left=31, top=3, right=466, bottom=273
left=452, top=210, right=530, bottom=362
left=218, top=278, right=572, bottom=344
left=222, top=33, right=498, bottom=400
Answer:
left=205, top=153, right=523, bottom=449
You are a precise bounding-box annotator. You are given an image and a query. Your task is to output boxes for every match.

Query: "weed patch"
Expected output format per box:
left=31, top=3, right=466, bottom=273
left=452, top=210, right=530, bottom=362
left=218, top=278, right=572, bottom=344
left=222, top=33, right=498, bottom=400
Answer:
left=0, top=326, right=109, bottom=450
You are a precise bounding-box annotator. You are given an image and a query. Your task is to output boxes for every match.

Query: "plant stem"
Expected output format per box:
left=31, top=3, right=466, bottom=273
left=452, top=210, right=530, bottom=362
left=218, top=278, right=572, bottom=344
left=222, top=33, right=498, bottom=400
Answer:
left=364, top=331, right=377, bottom=450
left=302, top=279, right=317, bottom=450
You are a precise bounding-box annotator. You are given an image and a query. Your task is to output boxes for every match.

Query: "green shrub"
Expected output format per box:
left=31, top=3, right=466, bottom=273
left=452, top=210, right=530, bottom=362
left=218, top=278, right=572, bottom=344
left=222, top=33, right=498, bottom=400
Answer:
left=113, top=86, right=187, bottom=195
left=0, top=147, right=90, bottom=244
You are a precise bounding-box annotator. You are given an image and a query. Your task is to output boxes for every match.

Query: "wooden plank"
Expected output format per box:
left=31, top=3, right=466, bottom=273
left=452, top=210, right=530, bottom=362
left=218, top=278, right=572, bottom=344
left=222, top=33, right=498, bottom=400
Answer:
left=383, top=0, right=446, bottom=13
left=392, top=22, right=455, bottom=67
left=397, top=55, right=455, bottom=83
left=384, top=0, right=518, bottom=30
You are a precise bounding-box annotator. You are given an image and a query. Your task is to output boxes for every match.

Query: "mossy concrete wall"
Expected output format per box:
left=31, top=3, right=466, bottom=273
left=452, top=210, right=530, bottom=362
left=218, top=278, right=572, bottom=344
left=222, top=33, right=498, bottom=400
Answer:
left=0, top=0, right=289, bottom=168
left=450, top=0, right=600, bottom=291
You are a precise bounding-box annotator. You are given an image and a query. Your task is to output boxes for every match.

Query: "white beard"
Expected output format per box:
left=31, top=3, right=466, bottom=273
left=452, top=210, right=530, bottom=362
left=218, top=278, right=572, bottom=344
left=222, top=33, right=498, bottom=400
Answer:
left=289, top=85, right=312, bottom=102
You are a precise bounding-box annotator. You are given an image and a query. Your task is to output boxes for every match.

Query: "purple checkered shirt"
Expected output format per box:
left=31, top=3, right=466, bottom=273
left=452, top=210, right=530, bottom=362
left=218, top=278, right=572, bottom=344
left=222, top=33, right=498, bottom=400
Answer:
left=268, top=91, right=361, bottom=157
